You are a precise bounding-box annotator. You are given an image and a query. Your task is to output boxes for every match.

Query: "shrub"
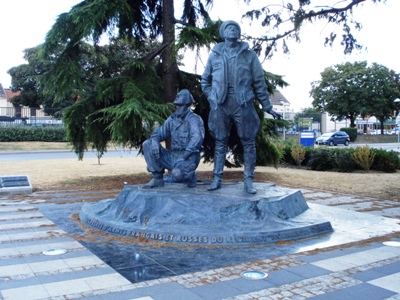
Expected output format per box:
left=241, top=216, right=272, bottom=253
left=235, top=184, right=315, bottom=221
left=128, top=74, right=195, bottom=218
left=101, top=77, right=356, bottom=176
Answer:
left=307, top=148, right=336, bottom=171
left=272, top=139, right=287, bottom=164
left=351, top=145, right=375, bottom=171
left=278, top=137, right=312, bottom=167
left=340, top=127, right=358, bottom=142
left=334, top=148, right=358, bottom=172
left=280, top=137, right=299, bottom=165
left=291, top=143, right=306, bottom=167
left=371, top=149, right=400, bottom=173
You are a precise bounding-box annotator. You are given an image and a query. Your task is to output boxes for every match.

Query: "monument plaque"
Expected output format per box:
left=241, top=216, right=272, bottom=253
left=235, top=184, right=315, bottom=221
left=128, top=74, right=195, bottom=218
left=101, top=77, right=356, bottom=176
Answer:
left=0, top=175, right=32, bottom=195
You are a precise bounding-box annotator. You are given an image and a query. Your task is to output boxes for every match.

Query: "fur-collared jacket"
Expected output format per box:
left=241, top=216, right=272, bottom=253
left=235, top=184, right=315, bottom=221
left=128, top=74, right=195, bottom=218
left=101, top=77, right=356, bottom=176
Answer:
left=201, top=41, right=272, bottom=112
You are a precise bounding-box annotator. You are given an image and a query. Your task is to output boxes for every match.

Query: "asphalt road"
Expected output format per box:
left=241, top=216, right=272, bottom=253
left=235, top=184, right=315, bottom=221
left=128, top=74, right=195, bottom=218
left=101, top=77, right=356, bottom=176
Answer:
left=0, top=143, right=398, bottom=162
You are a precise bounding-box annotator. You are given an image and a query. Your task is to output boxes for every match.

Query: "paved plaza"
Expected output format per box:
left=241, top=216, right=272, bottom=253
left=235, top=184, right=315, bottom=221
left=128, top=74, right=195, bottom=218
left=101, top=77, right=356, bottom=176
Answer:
left=0, top=186, right=399, bottom=299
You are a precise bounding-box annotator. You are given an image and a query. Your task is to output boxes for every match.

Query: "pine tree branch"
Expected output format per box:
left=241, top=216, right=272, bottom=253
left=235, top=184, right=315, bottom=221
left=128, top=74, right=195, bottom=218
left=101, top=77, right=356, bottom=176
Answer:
left=140, top=41, right=170, bottom=63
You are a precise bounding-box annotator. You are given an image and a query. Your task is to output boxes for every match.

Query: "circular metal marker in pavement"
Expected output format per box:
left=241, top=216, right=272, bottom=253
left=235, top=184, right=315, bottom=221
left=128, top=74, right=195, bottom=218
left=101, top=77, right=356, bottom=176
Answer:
left=240, top=270, right=269, bottom=280
left=383, top=241, right=400, bottom=247
left=42, top=248, right=68, bottom=255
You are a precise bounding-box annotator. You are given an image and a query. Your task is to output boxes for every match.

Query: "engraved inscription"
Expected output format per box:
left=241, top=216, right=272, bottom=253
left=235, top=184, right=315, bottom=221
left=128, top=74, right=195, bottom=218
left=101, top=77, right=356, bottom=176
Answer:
left=82, top=216, right=332, bottom=245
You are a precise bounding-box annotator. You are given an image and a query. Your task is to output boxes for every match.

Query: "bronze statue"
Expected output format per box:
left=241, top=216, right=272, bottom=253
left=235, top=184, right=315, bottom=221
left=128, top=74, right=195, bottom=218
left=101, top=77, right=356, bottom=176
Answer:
left=142, top=89, right=205, bottom=188
left=201, top=20, right=282, bottom=194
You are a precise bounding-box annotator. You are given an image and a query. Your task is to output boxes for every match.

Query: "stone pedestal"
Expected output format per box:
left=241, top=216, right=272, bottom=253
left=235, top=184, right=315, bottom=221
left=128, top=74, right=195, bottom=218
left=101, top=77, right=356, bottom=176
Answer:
left=80, top=182, right=333, bottom=246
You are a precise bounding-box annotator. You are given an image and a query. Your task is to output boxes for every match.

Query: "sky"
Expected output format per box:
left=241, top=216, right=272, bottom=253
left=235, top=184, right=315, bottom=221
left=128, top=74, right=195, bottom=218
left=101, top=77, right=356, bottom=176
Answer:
left=1, top=0, right=399, bottom=112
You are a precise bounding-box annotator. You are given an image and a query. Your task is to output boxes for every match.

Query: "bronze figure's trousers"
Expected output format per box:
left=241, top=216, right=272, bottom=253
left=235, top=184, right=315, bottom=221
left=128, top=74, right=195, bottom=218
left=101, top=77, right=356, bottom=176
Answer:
left=142, top=139, right=199, bottom=182
left=208, top=93, right=260, bottom=181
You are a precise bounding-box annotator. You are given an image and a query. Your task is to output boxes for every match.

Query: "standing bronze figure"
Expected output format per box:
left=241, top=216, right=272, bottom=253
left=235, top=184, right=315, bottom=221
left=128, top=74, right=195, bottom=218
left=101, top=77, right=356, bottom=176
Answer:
left=201, top=20, right=281, bottom=194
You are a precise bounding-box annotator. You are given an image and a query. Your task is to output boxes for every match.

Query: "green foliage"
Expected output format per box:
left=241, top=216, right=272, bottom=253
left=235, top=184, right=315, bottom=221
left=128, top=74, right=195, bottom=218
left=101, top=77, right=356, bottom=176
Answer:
left=363, top=64, right=400, bottom=128
left=279, top=137, right=312, bottom=166
left=279, top=143, right=400, bottom=173
left=254, top=116, right=286, bottom=167
left=307, top=148, right=336, bottom=171
left=351, top=145, right=376, bottom=171
left=290, top=142, right=306, bottom=167
left=63, top=99, right=91, bottom=160
left=334, top=148, right=358, bottom=173
left=371, top=149, right=400, bottom=173
left=311, top=61, right=369, bottom=128
left=255, top=136, right=282, bottom=168
left=97, top=79, right=172, bottom=146
left=176, top=21, right=221, bottom=52
left=0, top=127, right=67, bottom=142
left=281, top=137, right=297, bottom=165
left=306, top=147, right=358, bottom=172
left=311, top=61, right=400, bottom=128
left=8, top=45, right=74, bottom=113
left=340, top=127, right=358, bottom=142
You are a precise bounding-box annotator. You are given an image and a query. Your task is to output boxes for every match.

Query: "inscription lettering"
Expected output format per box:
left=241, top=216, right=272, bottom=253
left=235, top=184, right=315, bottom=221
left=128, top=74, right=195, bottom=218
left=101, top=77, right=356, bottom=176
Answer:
left=83, top=217, right=330, bottom=245
left=175, top=235, right=208, bottom=243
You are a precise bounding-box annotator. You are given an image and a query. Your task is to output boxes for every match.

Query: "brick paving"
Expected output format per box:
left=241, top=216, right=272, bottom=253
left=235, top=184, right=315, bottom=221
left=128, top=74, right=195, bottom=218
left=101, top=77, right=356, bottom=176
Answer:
left=0, top=188, right=399, bottom=299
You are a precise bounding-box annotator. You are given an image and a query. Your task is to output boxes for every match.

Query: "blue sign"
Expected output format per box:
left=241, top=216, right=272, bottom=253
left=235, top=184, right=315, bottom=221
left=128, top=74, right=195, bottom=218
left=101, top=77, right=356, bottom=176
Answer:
left=299, top=131, right=314, bottom=147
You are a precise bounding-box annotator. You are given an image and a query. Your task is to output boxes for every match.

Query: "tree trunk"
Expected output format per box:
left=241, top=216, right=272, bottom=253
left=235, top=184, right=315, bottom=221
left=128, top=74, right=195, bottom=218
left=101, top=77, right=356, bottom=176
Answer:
left=162, top=0, right=177, bottom=151
left=377, top=117, right=385, bottom=134
left=162, top=0, right=178, bottom=105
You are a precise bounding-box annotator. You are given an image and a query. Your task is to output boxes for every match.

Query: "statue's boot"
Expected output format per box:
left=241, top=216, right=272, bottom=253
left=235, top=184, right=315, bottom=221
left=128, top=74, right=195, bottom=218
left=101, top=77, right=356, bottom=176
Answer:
left=244, top=178, right=256, bottom=194
left=207, top=146, right=225, bottom=191
left=187, top=172, right=197, bottom=188
left=142, top=173, right=164, bottom=189
left=208, top=176, right=221, bottom=191
left=243, top=144, right=257, bottom=194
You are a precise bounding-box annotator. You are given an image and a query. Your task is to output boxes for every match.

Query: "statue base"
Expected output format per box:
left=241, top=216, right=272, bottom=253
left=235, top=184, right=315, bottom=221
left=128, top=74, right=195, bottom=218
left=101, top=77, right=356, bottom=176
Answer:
left=79, top=182, right=333, bottom=246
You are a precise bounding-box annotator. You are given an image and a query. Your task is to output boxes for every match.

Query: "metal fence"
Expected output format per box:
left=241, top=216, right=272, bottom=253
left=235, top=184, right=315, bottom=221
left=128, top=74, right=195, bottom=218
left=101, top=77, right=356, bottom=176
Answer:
left=0, top=107, right=63, bottom=126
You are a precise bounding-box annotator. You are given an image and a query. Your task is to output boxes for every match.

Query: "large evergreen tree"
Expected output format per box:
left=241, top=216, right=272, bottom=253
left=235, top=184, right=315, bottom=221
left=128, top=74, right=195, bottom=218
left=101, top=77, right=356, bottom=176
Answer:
left=34, top=0, right=387, bottom=162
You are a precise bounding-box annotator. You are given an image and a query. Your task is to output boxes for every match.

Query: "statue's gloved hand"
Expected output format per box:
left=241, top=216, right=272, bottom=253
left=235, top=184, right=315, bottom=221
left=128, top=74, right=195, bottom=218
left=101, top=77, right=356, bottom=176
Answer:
left=151, top=139, right=160, bottom=159
left=267, top=109, right=282, bottom=120
left=175, top=151, right=192, bottom=165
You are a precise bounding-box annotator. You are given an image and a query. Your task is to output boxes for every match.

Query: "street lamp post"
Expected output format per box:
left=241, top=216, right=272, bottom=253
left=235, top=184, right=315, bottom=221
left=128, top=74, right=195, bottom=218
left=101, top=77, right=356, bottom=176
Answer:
left=394, top=98, right=400, bottom=150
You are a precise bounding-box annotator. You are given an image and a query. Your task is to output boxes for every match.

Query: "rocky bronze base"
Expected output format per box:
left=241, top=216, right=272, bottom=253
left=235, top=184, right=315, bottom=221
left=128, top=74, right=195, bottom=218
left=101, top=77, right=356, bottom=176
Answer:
left=79, top=182, right=333, bottom=246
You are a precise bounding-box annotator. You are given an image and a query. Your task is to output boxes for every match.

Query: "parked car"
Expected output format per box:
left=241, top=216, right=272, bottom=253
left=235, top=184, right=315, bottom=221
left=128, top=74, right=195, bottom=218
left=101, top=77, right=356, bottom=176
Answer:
left=370, top=129, right=389, bottom=135
left=286, top=130, right=298, bottom=135
left=315, top=131, right=350, bottom=146
left=392, top=128, right=400, bottom=135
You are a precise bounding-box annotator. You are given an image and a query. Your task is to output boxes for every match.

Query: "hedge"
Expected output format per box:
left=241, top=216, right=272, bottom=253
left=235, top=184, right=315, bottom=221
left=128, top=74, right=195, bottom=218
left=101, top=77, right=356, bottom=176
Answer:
left=0, top=126, right=67, bottom=142
left=304, top=147, right=400, bottom=173
left=340, top=127, right=358, bottom=142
